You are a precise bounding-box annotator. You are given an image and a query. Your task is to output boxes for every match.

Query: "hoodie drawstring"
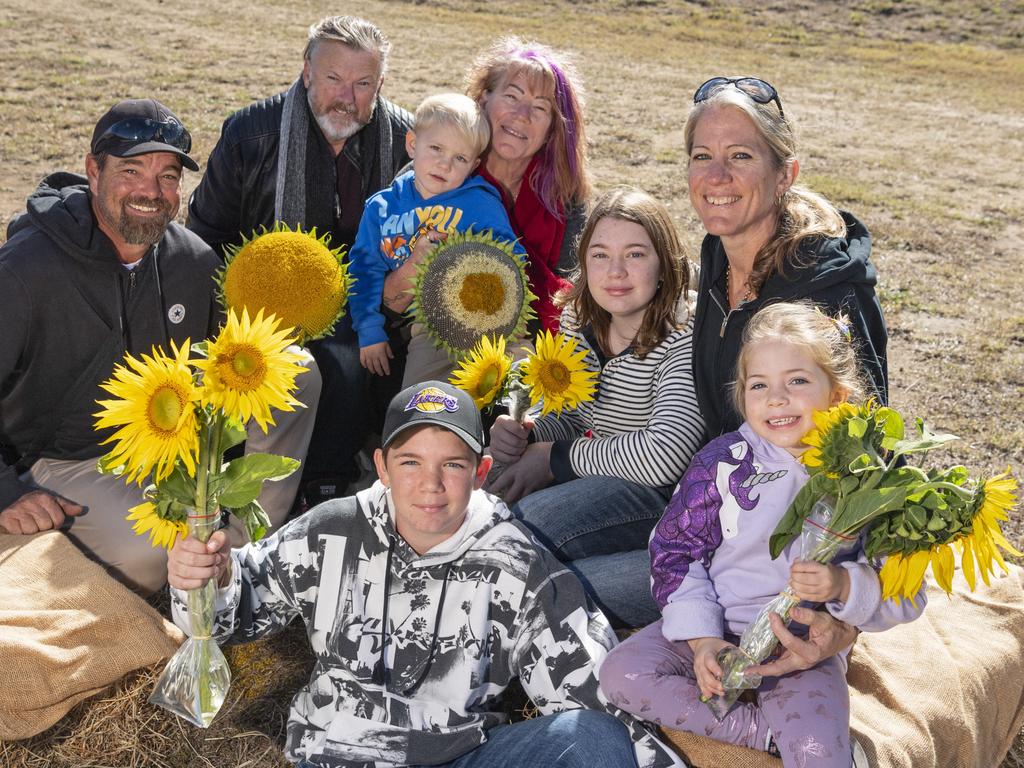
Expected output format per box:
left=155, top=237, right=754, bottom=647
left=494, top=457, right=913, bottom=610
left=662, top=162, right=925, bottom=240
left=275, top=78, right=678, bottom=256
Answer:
left=372, top=535, right=396, bottom=689
left=371, top=533, right=455, bottom=697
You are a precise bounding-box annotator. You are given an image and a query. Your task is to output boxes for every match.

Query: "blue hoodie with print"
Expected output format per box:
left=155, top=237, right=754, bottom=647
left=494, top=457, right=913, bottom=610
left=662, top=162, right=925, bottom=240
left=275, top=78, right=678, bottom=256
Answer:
left=349, top=170, right=525, bottom=347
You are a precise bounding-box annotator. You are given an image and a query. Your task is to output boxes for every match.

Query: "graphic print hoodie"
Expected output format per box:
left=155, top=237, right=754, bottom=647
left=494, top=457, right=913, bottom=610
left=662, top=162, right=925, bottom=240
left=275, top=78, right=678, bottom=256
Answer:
left=172, top=483, right=682, bottom=768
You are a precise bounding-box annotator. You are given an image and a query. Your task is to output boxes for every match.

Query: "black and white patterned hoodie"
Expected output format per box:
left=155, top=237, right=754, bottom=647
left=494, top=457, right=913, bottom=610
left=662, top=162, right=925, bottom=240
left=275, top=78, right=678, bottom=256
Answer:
left=172, top=482, right=683, bottom=768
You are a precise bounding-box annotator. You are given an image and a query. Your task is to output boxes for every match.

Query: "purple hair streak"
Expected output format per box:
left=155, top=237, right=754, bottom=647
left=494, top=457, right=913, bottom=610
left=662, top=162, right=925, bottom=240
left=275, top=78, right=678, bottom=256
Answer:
left=517, top=48, right=581, bottom=217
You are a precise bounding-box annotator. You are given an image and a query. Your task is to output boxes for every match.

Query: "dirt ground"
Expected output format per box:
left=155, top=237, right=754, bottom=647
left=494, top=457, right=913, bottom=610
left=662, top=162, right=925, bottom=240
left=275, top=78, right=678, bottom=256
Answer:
left=0, top=0, right=1022, bottom=764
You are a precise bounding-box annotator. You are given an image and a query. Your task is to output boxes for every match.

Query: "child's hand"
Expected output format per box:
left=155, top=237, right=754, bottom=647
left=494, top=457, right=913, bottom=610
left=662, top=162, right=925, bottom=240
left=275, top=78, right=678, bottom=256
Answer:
left=488, top=414, right=534, bottom=464
left=688, top=636, right=734, bottom=699
left=410, top=228, right=447, bottom=266
left=789, top=561, right=850, bottom=604
left=360, top=342, right=393, bottom=377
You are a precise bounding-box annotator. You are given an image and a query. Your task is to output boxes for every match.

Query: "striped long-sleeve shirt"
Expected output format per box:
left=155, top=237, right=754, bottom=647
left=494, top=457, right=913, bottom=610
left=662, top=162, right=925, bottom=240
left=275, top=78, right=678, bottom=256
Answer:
left=531, top=301, right=705, bottom=488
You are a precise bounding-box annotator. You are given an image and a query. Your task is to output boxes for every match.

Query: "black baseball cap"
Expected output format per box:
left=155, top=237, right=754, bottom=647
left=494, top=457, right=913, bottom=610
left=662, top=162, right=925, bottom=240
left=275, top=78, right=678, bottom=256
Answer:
left=382, top=381, right=483, bottom=454
left=90, top=99, right=199, bottom=171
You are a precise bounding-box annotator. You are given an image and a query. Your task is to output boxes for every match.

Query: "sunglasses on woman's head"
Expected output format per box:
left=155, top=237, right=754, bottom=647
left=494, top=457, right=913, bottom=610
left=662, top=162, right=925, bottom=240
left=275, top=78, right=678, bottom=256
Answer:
left=693, top=77, right=785, bottom=118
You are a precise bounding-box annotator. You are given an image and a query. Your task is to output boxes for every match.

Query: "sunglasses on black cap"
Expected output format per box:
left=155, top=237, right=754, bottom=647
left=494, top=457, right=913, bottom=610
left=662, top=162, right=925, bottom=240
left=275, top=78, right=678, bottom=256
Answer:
left=93, top=117, right=193, bottom=154
left=693, top=76, right=785, bottom=118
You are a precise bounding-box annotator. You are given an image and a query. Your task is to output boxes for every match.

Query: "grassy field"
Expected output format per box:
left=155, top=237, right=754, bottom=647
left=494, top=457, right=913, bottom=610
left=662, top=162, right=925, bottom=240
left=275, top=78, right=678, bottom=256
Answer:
left=1, top=0, right=1022, bottom=765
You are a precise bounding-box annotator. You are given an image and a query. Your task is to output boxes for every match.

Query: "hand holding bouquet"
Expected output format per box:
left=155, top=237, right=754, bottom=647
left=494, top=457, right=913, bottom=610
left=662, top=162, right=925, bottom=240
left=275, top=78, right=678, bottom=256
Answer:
left=704, top=400, right=1019, bottom=720
left=450, top=330, right=598, bottom=421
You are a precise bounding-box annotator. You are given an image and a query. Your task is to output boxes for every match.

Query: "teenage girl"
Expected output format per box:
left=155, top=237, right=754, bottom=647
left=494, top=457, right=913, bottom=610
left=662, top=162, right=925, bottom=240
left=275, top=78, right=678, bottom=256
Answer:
left=486, top=187, right=705, bottom=628
left=600, top=301, right=925, bottom=768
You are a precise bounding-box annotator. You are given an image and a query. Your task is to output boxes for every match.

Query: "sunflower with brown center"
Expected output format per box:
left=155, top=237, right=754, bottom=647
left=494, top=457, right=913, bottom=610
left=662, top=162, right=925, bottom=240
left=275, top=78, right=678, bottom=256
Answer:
left=520, top=330, right=598, bottom=416
left=194, top=308, right=307, bottom=433
left=411, top=230, right=536, bottom=357
left=449, top=335, right=514, bottom=410
left=94, top=339, right=200, bottom=484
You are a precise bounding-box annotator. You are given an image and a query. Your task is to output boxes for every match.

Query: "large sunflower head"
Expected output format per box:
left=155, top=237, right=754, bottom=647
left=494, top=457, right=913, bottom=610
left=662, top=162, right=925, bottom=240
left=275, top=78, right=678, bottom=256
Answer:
left=195, top=308, right=307, bottom=433
left=872, top=470, right=1020, bottom=600
left=221, top=223, right=351, bottom=343
left=448, top=335, right=514, bottom=410
left=94, top=339, right=199, bottom=484
left=956, top=472, right=1022, bottom=590
left=410, top=229, right=537, bottom=357
left=520, top=330, right=598, bottom=416
left=126, top=501, right=188, bottom=550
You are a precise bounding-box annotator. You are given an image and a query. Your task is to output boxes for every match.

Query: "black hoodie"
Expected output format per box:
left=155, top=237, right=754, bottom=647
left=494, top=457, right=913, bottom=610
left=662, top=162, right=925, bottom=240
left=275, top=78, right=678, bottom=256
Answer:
left=692, top=211, right=889, bottom=439
left=0, top=173, right=220, bottom=508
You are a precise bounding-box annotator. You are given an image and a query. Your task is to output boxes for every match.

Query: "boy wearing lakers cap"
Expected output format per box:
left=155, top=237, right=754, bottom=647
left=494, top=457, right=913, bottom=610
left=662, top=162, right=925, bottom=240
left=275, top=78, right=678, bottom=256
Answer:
left=167, top=381, right=681, bottom=768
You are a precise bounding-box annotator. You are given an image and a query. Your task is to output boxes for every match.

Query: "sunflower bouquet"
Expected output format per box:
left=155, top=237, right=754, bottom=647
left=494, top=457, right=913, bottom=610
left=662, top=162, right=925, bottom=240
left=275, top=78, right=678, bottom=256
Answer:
left=704, top=400, right=1020, bottom=720
left=94, top=307, right=308, bottom=727
left=449, top=330, right=597, bottom=421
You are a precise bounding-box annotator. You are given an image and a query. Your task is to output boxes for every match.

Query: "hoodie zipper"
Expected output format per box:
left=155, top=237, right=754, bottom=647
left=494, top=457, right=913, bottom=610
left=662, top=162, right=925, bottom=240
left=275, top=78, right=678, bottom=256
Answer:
left=711, top=286, right=746, bottom=338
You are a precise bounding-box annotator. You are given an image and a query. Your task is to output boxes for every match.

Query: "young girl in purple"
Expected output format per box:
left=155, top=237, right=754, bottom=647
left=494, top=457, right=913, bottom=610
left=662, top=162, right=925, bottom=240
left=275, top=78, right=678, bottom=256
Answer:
left=600, top=301, right=925, bottom=768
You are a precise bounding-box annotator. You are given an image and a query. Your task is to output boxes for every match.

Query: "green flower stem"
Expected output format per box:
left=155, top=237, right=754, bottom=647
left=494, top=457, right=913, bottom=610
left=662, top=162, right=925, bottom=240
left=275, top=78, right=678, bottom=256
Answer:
left=187, top=410, right=221, bottom=724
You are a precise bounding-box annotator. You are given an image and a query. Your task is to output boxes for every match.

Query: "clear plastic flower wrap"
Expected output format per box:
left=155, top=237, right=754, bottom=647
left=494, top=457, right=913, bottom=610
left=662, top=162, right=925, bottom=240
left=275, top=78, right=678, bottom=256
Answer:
left=703, top=496, right=856, bottom=720
left=148, top=507, right=231, bottom=727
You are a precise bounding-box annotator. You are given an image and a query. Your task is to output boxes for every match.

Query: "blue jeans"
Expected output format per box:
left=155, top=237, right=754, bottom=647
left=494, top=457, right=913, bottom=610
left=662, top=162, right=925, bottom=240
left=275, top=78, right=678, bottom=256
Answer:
left=297, top=710, right=637, bottom=768
left=511, top=475, right=669, bottom=628
left=439, top=711, right=637, bottom=768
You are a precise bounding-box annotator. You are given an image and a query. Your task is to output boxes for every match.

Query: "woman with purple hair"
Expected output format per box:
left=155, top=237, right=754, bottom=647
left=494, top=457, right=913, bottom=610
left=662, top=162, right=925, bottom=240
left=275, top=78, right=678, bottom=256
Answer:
left=465, top=37, right=591, bottom=333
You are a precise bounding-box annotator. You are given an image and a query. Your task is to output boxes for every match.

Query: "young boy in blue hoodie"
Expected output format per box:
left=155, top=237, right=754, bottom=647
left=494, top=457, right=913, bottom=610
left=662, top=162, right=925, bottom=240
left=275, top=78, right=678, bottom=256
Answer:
left=348, top=93, right=525, bottom=389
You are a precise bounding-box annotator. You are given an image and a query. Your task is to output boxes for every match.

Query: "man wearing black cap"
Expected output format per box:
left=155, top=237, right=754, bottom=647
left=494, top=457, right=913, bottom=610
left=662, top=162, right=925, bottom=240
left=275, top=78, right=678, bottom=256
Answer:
left=0, top=99, right=317, bottom=594
left=167, top=380, right=682, bottom=768
left=187, top=15, right=414, bottom=511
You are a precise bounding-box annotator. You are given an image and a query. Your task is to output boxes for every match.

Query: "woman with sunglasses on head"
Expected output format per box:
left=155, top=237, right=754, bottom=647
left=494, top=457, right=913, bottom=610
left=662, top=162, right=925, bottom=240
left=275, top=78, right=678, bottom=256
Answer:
left=681, top=76, right=888, bottom=693
left=686, top=77, right=888, bottom=440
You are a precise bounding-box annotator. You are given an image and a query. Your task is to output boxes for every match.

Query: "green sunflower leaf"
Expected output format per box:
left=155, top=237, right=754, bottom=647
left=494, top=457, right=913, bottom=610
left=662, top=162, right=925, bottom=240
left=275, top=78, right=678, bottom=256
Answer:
left=216, top=453, right=300, bottom=508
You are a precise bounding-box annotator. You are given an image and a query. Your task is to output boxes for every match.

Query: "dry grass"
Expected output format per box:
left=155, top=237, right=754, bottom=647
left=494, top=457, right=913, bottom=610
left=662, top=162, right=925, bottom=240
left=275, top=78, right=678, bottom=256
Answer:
left=2, top=619, right=312, bottom=767
left=1, top=0, right=1022, bottom=764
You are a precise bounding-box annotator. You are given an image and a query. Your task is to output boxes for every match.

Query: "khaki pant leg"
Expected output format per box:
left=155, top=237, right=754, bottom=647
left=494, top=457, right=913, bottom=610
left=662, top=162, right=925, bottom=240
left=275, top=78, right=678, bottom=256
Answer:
left=227, top=347, right=322, bottom=546
left=401, top=324, right=459, bottom=389
left=28, top=457, right=167, bottom=595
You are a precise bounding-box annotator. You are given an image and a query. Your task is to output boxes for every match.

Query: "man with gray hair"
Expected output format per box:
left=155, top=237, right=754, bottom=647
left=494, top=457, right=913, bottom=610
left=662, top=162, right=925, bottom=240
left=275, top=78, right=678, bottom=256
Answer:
left=188, top=16, right=413, bottom=509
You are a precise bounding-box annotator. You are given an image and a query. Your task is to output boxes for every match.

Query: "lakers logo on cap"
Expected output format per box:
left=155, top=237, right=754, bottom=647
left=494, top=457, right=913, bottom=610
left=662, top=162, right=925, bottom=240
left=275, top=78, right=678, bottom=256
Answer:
left=405, top=386, right=459, bottom=414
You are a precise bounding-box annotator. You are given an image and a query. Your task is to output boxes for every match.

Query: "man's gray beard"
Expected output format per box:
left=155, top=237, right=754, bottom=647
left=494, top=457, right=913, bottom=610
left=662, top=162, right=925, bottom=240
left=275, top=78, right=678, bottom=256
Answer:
left=310, top=97, right=377, bottom=145
left=313, top=111, right=364, bottom=144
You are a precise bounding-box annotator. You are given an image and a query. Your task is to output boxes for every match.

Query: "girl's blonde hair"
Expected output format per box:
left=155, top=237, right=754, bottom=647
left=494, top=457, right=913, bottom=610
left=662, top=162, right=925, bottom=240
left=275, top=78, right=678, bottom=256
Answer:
left=732, top=301, right=865, bottom=418
left=684, top=88, right=846, bottom=294
left=557, top=187, right=689, bottom=359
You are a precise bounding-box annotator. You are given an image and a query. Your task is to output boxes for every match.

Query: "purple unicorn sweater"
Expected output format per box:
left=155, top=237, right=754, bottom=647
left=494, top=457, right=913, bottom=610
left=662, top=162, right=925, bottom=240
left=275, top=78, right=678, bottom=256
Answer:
left=650, top=423, right=925, bottom=645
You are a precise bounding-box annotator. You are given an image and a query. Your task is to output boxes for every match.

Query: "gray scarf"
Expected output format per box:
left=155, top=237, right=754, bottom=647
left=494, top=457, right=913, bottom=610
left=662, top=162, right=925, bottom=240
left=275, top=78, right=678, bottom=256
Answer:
left=274, top=76, right=395, bottom=228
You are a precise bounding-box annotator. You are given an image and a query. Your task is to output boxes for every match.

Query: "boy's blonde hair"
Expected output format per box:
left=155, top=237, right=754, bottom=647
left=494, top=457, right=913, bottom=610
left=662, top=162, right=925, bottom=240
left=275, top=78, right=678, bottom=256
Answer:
left=732, top=301, right=866, bottom=418
left=414, top=93, right=490, bottom=159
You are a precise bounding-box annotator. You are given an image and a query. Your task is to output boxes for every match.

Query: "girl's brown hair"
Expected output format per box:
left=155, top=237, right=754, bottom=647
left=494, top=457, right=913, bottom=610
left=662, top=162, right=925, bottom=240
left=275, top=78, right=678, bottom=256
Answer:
left=558, top=187, right=689, bottom=358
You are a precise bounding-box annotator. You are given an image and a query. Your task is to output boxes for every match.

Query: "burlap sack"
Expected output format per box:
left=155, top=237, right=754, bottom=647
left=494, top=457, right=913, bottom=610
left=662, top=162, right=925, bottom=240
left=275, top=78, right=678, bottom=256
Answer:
left=662, top=565, right=1024, bottom=768
left=0, top=531, right=184, bottom=740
